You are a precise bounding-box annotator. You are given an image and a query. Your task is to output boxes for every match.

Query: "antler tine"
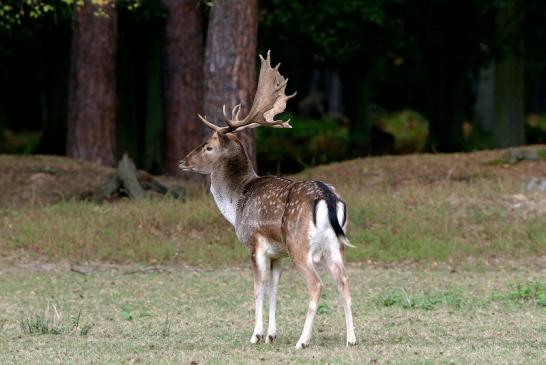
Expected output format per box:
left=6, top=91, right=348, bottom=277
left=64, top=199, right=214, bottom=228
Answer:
left=198, top=114, right=222, bottom=132
left=234, top=104, right=242, bottom=120
left=272, top=118, right=292, bottom=128
left=231, top=104, right=242, bottom=119
left=287, top=91, right=297, bottom=99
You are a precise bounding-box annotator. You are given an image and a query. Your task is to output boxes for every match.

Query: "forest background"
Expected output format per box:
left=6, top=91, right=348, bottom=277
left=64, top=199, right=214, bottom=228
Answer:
left=1, top=0, right=545, bottom=175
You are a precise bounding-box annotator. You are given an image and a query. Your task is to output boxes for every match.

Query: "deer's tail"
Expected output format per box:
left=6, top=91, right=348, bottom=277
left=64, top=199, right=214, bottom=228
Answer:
left=313, top=181, right=355, bottom=248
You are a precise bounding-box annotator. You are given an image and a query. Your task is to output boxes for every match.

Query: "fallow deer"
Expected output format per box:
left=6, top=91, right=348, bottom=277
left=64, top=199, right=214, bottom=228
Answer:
left=179, top=52, right=356, bottom=349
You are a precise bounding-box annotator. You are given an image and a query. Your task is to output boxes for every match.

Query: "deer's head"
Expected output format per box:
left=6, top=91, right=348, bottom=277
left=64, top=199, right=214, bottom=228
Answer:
left=179, top=51, right=296, bottom=175
left=179, top=132, right=245, bottom=174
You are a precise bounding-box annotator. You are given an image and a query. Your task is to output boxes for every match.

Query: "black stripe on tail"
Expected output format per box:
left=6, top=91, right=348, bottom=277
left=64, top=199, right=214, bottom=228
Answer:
left=312, top=181, right=346, bottom=238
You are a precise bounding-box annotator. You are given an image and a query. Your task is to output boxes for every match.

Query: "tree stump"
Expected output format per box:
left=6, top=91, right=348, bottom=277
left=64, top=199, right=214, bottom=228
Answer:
left=93, top=154, right=185, bottom=201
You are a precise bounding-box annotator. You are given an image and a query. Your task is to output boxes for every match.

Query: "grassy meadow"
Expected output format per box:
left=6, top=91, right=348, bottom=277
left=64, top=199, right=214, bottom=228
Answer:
left=0, top=266, right=544, bottom=364
left=0, top=149, right=545, bottom=363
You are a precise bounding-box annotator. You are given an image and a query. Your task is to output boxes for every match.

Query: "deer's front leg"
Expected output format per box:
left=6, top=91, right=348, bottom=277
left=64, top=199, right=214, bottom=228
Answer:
left=250, top=248, right=268, bottom=344
left=266, top=258, right=283, bottom=343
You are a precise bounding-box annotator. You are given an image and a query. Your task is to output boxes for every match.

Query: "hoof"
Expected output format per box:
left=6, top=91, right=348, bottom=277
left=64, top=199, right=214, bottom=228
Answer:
left=295, top=342, right=308, bottom=350
left=266, top=334, right=276, bottom=344
left=250, top=333, right=263, bottom=344
left=346, top=339, right=357, bottom=347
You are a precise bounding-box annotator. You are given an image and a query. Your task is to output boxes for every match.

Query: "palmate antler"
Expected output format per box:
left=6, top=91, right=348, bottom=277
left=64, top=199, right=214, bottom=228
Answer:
left=198, top=51, right=297, bottom=134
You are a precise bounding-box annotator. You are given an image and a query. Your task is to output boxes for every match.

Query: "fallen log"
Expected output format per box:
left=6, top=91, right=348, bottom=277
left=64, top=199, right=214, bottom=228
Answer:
left=93, top=154, right=185, bottom=201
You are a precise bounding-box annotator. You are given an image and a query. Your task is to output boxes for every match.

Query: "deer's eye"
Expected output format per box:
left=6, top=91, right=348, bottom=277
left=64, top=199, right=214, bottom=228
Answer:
left=205, top=146, right=213, bottom=152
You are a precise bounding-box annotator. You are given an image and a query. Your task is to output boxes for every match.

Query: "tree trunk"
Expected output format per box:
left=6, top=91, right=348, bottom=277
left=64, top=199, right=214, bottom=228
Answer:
left=475, top=62, right=495, bottom=134
left=162, top=0, right=205, bottom=176
left=67, top=0, right=117, bottom=166
left=35, top=21, right=71, bottom=155
left=204, top=0, right=259, bottom=169
left=493, top=54, right=525, bottom=147
left=142, top=24, right=165, bottom=174
left=422, top=30, right=465, bottom=152
left=342, top=57, right=372, bottom=156
left=492, top=2, right=526, bottom=148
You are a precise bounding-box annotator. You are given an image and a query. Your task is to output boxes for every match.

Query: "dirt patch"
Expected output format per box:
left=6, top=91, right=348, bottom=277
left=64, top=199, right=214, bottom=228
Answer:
left=0, top=155, right=191, bottom=207
left=0, top=155, right=114, bottom=207
left=297, top=145, right=546, bottom=193
left=2, top=146, right=546, bottom=207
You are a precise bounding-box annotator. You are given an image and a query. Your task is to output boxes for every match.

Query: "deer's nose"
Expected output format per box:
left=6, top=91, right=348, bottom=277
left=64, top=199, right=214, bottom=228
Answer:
left=179, top=159, right=189, bottom=171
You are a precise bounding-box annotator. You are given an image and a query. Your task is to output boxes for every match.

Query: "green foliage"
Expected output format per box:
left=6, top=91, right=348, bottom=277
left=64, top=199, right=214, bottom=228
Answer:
left=0, top=0, right=152, bottom=31
left=373, top=109, right=429, bottom=153
left=257, top=115, right=348, bottom=173
left=0, top=1, right=56, bottom=31
left=0, top=129, right=41, bottom=154
left=261, top=0, right=404, bottom=64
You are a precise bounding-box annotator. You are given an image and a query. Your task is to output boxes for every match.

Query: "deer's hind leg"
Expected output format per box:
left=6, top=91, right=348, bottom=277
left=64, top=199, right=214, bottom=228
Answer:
left=291, top=246, right=323, bottom=349
left=325, top=243, right=357, bottom=346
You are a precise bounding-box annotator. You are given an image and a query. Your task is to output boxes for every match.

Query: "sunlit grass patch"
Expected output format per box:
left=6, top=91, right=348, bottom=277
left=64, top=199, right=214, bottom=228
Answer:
left=508, top=282, right=546, bottom=306
left=495, top=281, right=546, bottom=308
left=345, top=179, right=546, bottom=263
left=1, top=196, right=248, bottom=265
left=373, top=289, right=466, bottom=310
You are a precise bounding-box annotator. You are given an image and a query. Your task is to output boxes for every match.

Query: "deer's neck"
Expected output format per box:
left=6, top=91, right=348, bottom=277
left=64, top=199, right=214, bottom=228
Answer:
left=210, top=152, right=257, bottom=226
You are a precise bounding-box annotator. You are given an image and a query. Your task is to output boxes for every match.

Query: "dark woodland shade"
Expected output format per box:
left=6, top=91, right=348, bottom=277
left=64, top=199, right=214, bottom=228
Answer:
left=162, top=0, right=205, bottom=176
left=204, top=0, right=259, bottom=169
left=67, top=0, right=117, bottom=166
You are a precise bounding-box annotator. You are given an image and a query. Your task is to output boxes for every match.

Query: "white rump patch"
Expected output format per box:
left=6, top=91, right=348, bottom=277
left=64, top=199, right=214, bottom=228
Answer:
left=336, top=201, right=346, bottom=232
left=314, top=200, right=330, bottom=231
left=308, top=200, right=339, bottom=264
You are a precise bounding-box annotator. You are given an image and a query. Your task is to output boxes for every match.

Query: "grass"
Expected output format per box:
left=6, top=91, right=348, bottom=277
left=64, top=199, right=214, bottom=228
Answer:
left=1, top=174, right=544, bottom=265
left=506, top=282, right=546, bottom=307
left=0, top=265, right=544, bottom=364
left=373, top=289, right=466, bottom=311
left=1, top=149, right=545, bottom=363
left=1, top=148, right=546, bottom=265
left=19, top=306, right=94, bottom=336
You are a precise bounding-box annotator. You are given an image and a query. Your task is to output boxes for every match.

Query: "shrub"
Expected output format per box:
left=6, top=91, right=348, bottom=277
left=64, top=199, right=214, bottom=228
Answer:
left=256, top=115, right=348, bottom=173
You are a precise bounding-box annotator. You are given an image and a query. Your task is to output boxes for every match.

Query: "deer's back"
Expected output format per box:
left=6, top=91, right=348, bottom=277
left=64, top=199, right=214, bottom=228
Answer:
left=236, top=177, right=344, bottom=253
